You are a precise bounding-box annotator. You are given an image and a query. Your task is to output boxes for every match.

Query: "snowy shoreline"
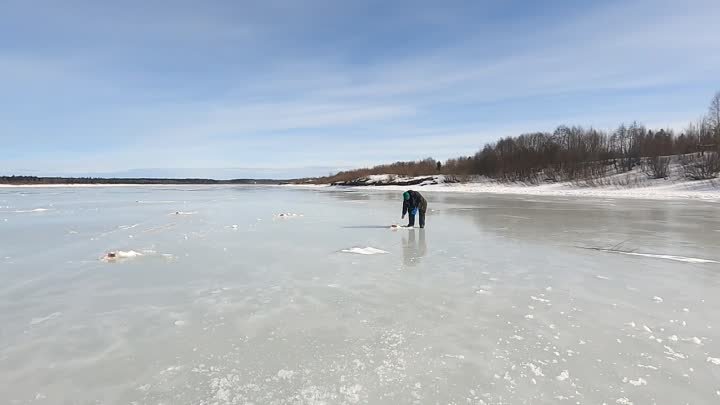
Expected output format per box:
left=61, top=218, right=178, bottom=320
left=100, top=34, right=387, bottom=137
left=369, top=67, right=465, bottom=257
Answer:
left=287, top=173, right=720, bottom=202
left=288, top=182, right=720, bottom=202
left=2, top=176, right=719, bottom=201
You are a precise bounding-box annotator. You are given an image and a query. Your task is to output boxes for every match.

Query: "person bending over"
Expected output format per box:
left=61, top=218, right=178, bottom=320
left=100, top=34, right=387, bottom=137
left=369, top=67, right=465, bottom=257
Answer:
left=401, top=190, right=427, bottom=228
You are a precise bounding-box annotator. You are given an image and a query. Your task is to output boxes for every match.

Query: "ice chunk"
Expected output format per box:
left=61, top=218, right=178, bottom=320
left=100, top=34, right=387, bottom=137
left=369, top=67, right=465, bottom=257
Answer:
left=628, top=377, right=647, bottom=386
left=275, top=213, right=303, bottom=219
left=102, top=250, right=143, bottom=262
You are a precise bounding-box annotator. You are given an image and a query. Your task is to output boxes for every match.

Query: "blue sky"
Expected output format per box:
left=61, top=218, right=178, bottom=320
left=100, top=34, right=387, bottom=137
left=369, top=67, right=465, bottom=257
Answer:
left=1, top=0, right=719, bottom=179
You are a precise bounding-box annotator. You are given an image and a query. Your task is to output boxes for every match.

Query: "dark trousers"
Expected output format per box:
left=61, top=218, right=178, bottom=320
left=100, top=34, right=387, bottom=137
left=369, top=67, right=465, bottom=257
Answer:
left=407, top=209, right=426, bottom=228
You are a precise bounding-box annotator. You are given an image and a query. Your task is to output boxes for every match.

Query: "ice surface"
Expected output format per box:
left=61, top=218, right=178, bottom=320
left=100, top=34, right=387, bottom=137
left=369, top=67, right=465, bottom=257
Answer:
left=0, top=186, right=719, bottom=404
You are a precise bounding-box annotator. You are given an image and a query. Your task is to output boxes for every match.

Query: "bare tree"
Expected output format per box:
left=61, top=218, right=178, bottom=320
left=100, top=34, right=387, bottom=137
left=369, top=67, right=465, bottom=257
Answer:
left=642, top=156, right=671, bottom=179
left=680, top=152, right=720, bottom=180
left=709, top=91, right=720, bottom=139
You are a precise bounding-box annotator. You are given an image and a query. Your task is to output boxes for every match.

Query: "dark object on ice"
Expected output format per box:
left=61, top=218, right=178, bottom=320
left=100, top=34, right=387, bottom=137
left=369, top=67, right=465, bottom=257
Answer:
left=402, top=190, right=427, bottom=228
left=107, top=252, right=117, bottom=258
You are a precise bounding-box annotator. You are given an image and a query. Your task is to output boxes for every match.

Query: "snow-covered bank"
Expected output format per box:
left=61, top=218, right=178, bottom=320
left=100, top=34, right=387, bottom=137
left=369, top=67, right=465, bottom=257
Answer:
left=292, top=171, right=720, bottom=202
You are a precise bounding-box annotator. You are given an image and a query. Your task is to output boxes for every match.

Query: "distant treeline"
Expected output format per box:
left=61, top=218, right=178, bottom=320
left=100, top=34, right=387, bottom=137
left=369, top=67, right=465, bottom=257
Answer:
left=0, top=176, right=286, bottom=185
left=310, top=91, right=720, bottom=184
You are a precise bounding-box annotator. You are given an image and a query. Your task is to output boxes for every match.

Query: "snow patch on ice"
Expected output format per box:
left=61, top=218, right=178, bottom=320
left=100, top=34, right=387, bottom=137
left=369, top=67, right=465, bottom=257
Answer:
left=102, top=250, right=143, bottom=262
left=341, top=247, right=388, bottom=255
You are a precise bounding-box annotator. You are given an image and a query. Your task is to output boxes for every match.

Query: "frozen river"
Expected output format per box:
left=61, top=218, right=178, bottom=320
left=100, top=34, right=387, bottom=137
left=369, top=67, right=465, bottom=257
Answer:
left=1, top=186, right=719, bottom=404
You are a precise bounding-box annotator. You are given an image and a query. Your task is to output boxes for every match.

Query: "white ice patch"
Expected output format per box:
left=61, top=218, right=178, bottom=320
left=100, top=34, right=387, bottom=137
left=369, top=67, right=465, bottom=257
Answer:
left=683, top=337, right=703, bottom=345
left=600, top=250, right=720, bottom=264
left=653, top=296, right=664, bottom=303
left=525, top=363, right=544, bottom=377
left=664, top=346, right=688, bottom=360
left=30, top=312, right=62, bottom=325
left=595, top=275, right=611, bottom=280
left=524, top=314, right=534, bottom=319
left=627, top=377, right=647, bottom=386
left=174, top=320, right=187, bottom=327
left=530, top=296, right=550, bottom=303
left=556, top=370, right=569, bottom=381
left=13, top=208, right=51, bottom=213
left=708, top=357, right=720, bottom=365
left=341, top=247, right=388, bottom=255
left=616, top=398, right=634, bottom=405
left=637, top=364, right=658, bottom=370
left=276, top=369, right=295, bottom=380
left=137, top=200, right=177, bottom=204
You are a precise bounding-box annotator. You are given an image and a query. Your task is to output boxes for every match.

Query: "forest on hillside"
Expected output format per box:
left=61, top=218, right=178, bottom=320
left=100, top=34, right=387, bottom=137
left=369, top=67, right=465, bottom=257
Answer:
left=311, top=91, right=720, bottom=185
